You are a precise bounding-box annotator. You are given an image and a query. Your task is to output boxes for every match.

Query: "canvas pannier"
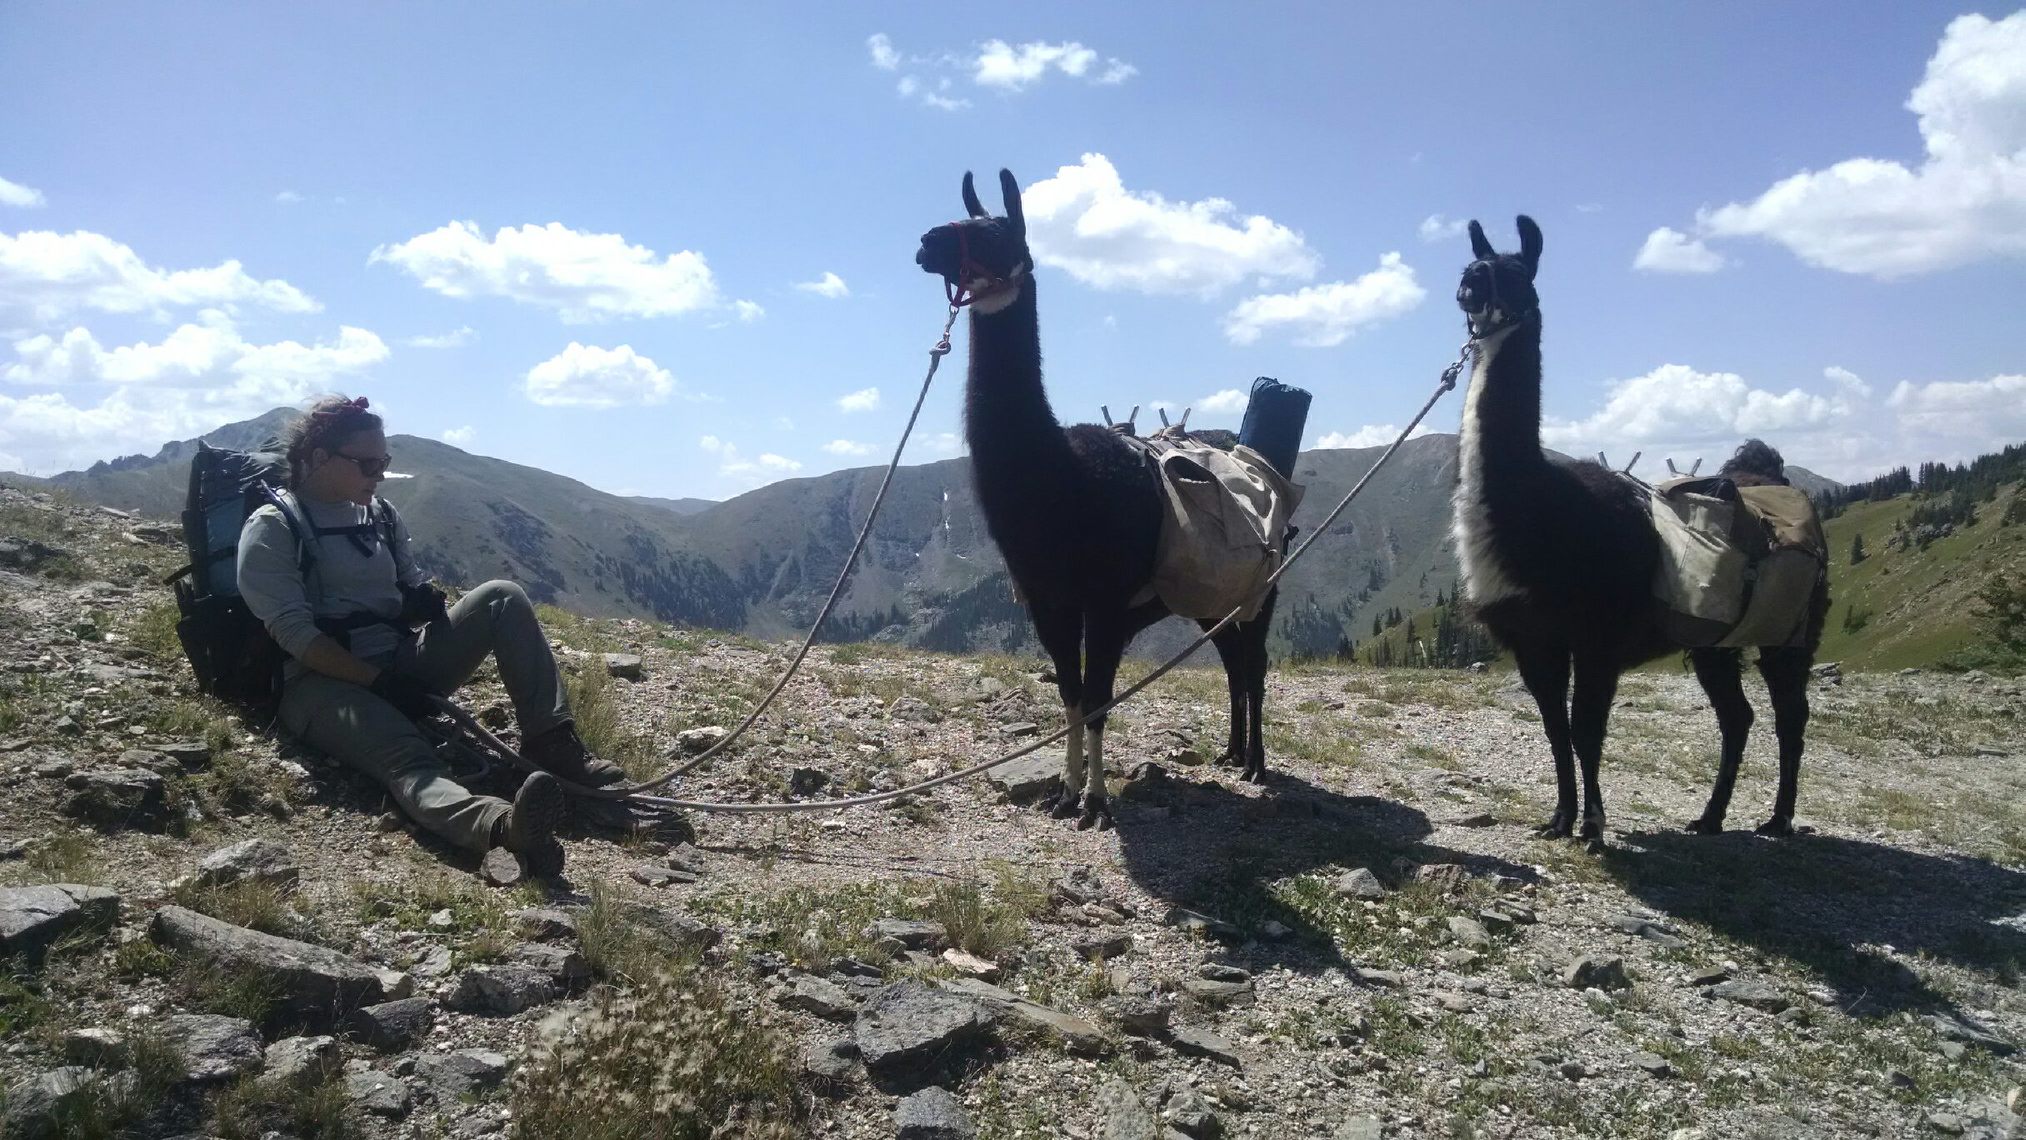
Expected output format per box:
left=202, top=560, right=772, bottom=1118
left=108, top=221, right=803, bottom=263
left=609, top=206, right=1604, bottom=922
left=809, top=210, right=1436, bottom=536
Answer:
left=1143, top=439, right=1304, bottom=621
left=1642, top=475, right=1826, bottom=648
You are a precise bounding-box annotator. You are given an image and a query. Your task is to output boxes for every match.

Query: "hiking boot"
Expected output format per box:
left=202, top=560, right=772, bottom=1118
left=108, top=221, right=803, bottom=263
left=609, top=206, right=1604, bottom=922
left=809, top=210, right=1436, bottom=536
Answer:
left=522, top=722, right=630, bottom=789
left=499, top=772, right=565, bottom=877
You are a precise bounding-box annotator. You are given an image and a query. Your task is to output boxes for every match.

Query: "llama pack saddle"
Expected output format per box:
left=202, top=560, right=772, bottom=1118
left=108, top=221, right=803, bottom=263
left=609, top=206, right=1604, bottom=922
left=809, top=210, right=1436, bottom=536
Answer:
left=1635, top=474, right=1827, bottom=648
left=1121, top=430, right=1305, bottom=621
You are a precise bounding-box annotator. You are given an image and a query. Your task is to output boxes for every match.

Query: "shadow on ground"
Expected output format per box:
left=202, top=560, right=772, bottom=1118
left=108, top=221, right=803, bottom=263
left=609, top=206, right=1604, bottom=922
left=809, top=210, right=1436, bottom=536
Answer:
left=1109, top=766, right=1537, bottom=975
left=1605, top=828, right=2026, bottom=1016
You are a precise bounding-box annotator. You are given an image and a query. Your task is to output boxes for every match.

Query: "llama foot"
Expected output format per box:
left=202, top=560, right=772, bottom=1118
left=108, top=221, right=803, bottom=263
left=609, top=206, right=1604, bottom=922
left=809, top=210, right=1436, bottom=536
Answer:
left=1212, top=749, right=1243, bottom=768
left=1533, top=808, right=1576, bottom=839
left=1754, top=816, right=1797, bottom=838
left=1579, top=810, right=1607, bottom=842
left=1047, top=789, right=1080, bottom=819
left=1684, top=815, right=1725, bottom=835
left=1240, top=761, right=1268, bottom=785
left=1075, top=795, right=1115, bottom=831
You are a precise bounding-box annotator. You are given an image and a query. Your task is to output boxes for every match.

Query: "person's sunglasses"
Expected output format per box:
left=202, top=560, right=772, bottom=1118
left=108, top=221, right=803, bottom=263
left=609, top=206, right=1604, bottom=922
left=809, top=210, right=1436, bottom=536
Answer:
left=333, top=452, right=392, bottom=479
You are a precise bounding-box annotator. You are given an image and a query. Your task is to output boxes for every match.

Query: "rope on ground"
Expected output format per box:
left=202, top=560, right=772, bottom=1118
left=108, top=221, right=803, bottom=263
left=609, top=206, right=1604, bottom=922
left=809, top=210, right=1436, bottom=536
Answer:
left=455, top=337, right=1477, bottom=813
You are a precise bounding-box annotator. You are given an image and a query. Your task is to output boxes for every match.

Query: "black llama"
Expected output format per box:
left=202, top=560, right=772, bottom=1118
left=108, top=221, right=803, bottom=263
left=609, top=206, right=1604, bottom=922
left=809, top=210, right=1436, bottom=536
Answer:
left=1450, top=216, right=1828, bottom=840
left=915, top=170, right=1279, bottom=829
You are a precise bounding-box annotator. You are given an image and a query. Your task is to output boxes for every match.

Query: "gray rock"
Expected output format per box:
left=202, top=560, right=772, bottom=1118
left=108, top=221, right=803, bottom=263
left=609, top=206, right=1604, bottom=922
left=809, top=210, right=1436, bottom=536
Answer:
left=675, top=725, right=728, bottom=754
left=0, top=883, right=119, bottom=964
left=166, top=1013, right=264, bottom=1082
left=346, top=1069, right=412, bottom=1118
left=987, top=753, right=1060, bottom=804
left=1103, top=992, right=1172, bottom=1037
left=1074, top=928, right=1134, bottom=961
left=412, top=945, right=453, bottom=978
left=414, top=1049, right=509, bottom=1100
left=1355, top=967, right=1404, bottom=988
left=1413, top=863, right=1471, bottom=891
left=479, top=847, right=522, bottom=887
left=155, top=739, right=213, bottom=767
left=1166, top=1024, right=1240, bottom=1067
left=1708, top=979, right=1789, bottom=1012
left=1000, top=721, right=1040, bottom=738
left=1562, top=955, right=1630, bottom=991
left=866, top=918, right=947, bottom=951
left=803, top=1036, right=860, bottom=1089
left=1334, top=1118, right=1384, bottom=1140
left=260, top=1034, right=340, bottom=1088
left=515, top=907, right=579, bottom=942
left=1196, top=963, right=1250, bottom=982
left=938, top=976, right=1110, bottom=1055
left=601, top=652, right=643, bottom=680
left=1447, top=916, right=1493, bottom=949
left=629, top=863, right=695, bottom=888
left=193, top=838, right=299, bottom=890
left=1688, top=965, right=1732, bottom=986
left=941, top=948, right=1002, bottom=981
left=1160, top=1081, right=1223, bottom=1138
left=779, top=973, right=860, bottom=1021
left=63, top=766, right=168, bottom=828
left=853, top=979, right=993, bottom=1077
left=1, top=1067, right=138, bottom=1140
left=1610, top=913, right=1686, bottom=950
left=509, top=942, right=591, bottom=988
left=1163, top=907, right=1242, bottom=943
left=1921, top=1011, right=2017, bottom=1055
left=1634, top=1051, right=1674, bottom=1077
left=897, top=1085, right=977, bottom=1140
left=1095, top=1079, right=1160, bottom=1140
left=614, top=901, right=722, bottom=952
left=1476, top=909, right=1515, bottom=935
left=1182, top=977, right=1255, bottom=1008
left=151, top=905, right=407, bottom=1017
left=789, top=767, right=831, bottom=796
left=350, top=997, right=435, bottom=1051
left=61, top=1027, right=127, bottom=1066
left=1437, top=948, right=1483, bottom=970
left=448, top=965, right=557, bottom=1016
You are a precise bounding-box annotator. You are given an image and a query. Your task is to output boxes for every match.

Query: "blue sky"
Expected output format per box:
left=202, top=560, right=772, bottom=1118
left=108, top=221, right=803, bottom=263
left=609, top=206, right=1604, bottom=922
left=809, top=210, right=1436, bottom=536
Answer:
left=2, top=2, right=2021, bottom=494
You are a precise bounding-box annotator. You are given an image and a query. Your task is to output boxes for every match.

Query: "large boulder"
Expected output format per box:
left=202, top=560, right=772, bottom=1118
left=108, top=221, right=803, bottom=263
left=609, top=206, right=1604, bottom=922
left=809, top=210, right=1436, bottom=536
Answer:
left=1, top=1067, right=137, bottom=1140
left=0, top=883, right=119, bottom=965
left=852, top=980, right=993, bottom=1081
left=63, top=767, right=169, bottom=829
left=150, top=905, right=408, bottom=1019
left=166, top=1013, right=265, bottom=1083
left=897, top=1085, right=977, bottom=1140
left=937, top=976, right=1109, bottom=1055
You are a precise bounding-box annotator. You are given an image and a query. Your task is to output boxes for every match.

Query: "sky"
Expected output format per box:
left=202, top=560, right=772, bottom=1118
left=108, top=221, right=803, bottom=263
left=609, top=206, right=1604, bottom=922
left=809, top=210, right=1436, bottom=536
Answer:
left=2, top=2, right=2022, bottom=495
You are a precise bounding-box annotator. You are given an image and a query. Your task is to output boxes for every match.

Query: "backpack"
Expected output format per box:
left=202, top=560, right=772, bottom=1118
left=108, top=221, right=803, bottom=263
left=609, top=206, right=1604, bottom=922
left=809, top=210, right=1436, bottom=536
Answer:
left=1640, top=474, right=1827, bottom=648
left=165, top=440, right=399, bottom=718
left=1126, top=434, right=1305, bottom=621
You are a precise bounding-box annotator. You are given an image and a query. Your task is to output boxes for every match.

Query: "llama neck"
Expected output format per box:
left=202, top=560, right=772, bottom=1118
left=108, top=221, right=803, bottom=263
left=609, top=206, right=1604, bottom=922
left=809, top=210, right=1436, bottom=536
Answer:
left=963, top=280, right=1074, bottom=493
left=1451, top=316, right=1549, bottom=604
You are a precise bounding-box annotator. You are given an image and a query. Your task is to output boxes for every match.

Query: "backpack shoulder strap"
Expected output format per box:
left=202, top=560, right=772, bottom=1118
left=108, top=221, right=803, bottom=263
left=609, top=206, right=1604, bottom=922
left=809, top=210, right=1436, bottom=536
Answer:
left=261, top=486, right=318, bottom=575
left=374, top=495, right=400, bottom=545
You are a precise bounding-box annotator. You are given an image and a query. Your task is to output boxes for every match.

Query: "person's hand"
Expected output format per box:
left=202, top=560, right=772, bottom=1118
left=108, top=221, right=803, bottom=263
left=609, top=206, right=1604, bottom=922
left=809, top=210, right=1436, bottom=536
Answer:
left=400, top=582, right=450, bottom=627
left=370, top=669, right=441, bottom=719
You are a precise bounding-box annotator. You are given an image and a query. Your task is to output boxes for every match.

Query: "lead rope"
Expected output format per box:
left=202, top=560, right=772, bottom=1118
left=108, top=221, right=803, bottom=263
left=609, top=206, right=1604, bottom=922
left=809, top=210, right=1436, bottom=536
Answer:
left=450, top=334, right=1476, bottom=813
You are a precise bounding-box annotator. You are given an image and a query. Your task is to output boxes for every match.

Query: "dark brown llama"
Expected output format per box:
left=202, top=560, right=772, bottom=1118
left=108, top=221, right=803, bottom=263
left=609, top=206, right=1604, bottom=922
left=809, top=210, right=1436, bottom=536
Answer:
left=915, top=169, right=1279, bottom=829
left=1450, top=216, right=1828, bottom=840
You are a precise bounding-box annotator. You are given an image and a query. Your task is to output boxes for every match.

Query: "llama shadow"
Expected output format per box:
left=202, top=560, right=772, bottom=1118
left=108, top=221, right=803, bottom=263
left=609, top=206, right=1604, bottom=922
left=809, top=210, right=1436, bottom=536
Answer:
left=1109, top=767, right=1537, bottom=976
left=1602, top=829, right=2026, bottom=1018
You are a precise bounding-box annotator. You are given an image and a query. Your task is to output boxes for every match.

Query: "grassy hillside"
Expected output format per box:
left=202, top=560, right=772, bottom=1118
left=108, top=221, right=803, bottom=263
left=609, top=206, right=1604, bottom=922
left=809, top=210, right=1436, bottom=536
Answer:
left=1815, top=481, right=2026, bottom=669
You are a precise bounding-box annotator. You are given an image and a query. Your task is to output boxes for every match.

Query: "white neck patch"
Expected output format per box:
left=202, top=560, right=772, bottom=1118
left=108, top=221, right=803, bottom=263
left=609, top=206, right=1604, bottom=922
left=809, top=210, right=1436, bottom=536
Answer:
left=1450, top=327, right=1526, bottom=606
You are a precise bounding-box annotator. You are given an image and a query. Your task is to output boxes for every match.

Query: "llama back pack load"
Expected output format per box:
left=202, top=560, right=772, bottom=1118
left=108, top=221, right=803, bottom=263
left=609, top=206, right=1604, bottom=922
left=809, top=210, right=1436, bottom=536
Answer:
left=1642, top=474, right=1827, bottom=648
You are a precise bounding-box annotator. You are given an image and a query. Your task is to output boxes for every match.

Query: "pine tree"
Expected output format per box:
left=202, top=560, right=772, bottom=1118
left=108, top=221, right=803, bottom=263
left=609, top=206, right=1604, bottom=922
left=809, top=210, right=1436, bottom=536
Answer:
left=1849, top=533, right=1867, bottom=565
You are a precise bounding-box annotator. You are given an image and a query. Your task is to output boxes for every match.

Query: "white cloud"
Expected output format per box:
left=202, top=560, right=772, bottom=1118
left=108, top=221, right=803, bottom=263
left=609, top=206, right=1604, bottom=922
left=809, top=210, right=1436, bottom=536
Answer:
left=1651, top=12, right=2026, bottom=278
left=1824, top=364, right=1872, bottom=399
left=795, top=271, right=850, bottom=299
left=698, top=433, right=802, bottom=490
left=1633, top=227, right=1728, bottom=273
left=523, top=343, right=676, bottom=408
left=1886, top=373, right=2026, bottom=449
left=732, top=299, right=765, bottom=323
left=868, top=33, right=900, bottom=71
left=1223, top=253, right=1425, bottom=347
left=1316, top=423, right=1433, bottom=449
left=822, top=439, right=876, bottom=456
left=0, top=311, right=386, bottom=473
left=371, top=221, right=753, bottom=323
left=0, top=230, right=319, bottom=322
left=1417, top=215, right=1466, bottom=243
left=441, top=425, right=476, bottom=446
left=837, top=386, right=880, bottom=413
left=405, top=326, right=476, bottom=349
left=273, top=190, right=303, bottom=204
left=926, top=431, right=964, bottom=456
left=1022, top=154, right=1319, bottom=296
left=1543, top=364, right=1855, bottom=457
left=1198, top=389, right=1248, bottom=414
left=0, top=176, right=47, bottom=208
left=973, top=40, right=1135, bottom=90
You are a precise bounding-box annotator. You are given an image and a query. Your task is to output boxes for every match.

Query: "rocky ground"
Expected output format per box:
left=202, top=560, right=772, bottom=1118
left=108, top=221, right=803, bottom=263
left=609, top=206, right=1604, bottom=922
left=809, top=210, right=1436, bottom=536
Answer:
left=3, top=481, right=2026, bottom=1140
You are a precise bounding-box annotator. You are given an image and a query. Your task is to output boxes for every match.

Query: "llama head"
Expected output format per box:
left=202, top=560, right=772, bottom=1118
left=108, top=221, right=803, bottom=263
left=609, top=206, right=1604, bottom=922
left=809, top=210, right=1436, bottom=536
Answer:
left=1457, top=216, right=1542, bottom=338
left=916, top=169, right=1031, bottom=311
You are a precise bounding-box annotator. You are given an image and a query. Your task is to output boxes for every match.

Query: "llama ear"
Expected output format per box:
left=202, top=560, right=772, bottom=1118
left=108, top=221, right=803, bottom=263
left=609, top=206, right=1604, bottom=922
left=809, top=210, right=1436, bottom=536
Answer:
left=999, top=169, right=1025, bottom=237
left=1467, top=220, right=1495, bottom=261
left=961, top=172, right=987, bottom=219
left=1516, top=215, right=1543, bottom=274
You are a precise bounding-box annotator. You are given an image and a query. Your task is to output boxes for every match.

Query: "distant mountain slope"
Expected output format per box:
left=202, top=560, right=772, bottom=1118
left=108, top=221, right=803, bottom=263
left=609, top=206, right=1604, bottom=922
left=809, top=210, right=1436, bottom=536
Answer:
left=16, top=408, right=1872, bottom=663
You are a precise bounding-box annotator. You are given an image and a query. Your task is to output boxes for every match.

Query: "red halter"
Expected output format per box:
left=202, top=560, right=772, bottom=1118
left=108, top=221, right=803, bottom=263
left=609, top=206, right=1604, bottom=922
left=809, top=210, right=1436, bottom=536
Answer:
left=943, top=221, right=1016, bottom=308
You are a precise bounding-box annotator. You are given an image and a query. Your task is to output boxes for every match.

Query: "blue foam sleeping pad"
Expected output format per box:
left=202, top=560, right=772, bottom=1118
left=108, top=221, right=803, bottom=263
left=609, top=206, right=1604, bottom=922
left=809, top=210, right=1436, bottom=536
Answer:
left=1237, top=377, right=1312, bottom=479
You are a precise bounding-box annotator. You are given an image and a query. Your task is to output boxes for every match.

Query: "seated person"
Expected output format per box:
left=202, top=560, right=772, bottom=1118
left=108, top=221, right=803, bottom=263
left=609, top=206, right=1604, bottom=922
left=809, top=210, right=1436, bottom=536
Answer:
left=237, top=394, right=627, bottom=876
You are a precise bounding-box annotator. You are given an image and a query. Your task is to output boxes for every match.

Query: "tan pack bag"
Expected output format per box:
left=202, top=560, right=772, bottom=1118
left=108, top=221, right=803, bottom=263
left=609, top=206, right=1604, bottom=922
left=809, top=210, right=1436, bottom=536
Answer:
left=1141, top=439, right=1304, bottom=620
left=1643, top=475, right=1825, bottom=648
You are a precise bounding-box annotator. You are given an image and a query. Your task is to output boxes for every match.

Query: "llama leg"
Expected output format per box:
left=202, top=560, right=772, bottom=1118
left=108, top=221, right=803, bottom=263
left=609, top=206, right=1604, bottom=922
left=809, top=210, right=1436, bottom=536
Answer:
left=1242, top=591, right=1278, bottom=782
left=1074, top=612, right=1135, bottom=831
left=1030, top=603, right=1086, bottom=818
left=1687, top=648, right=1752, bottom=834
left=1514, top=643, right=1576, bottom=838
left=1756, top=647, right=1811, bottom=837
left=1206, top=620, right=1246, bottom=767
left=1569, top=652, right=1620, bottom=842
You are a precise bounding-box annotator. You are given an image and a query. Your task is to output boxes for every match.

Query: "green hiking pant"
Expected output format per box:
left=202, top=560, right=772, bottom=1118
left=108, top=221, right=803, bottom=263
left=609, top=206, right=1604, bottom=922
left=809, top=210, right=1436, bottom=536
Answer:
left=279, top=579, right=573, bottom=853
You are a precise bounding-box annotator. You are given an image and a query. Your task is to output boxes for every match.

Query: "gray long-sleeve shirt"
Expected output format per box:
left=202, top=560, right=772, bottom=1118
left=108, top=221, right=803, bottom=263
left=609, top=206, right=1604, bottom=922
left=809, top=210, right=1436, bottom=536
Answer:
left=236, top=493, right=426, bottom=676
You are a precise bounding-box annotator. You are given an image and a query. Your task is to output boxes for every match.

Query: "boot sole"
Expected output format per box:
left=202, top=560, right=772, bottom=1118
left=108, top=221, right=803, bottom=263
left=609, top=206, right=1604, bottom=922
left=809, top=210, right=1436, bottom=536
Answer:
left=507, top=772, right=566, bottom=878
